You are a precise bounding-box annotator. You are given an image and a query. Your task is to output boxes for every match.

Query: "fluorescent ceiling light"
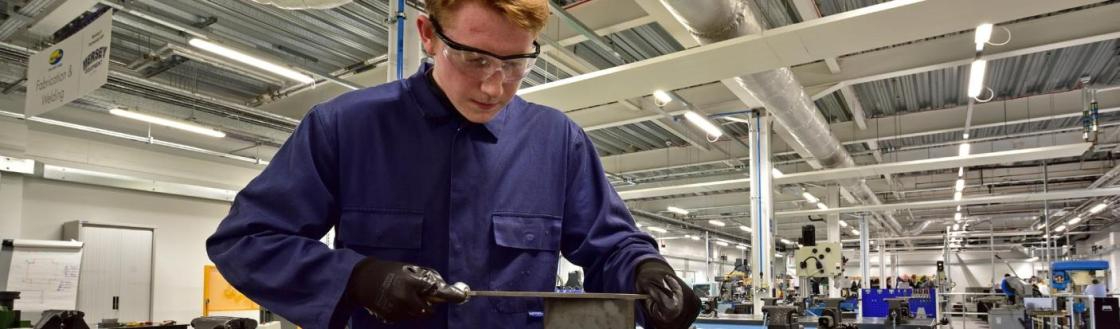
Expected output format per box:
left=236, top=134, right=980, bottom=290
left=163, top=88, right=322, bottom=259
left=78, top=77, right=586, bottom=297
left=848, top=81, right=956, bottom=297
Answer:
left=772, top=168, right=784, bottom=178
left=648, top=226, right=668, bottom=233
left=683, top=111, right=724, bottom=138
left=802, top=192, right=819, bottom=204
left=667, top=206, right=690, bottom=215
left=952, top=223, right=960, bottom=231
left=817, top=203, right=829, bottom=210
left=739, top=225, right=752, bottom=232
left=708, top=220, right=726, bottom=227
left=780, top=238, right=793, bottom=245
left=851, top=229, right=860, bottom=235
left=110, top=109, right=226, bottom=138
left=957, top=205, right=962, bottom=212
left=839, top=220, right=848, bottom=228
left=967, top=59, right=987, bottom=98
left=652, top=89, right=673, bottom=105
left=735, top=244, right=747, bottom=250
left=1068, top=217, right=1083, bottom=226
left=715, top=241, right=729, bottom=247
left=955, top=179, right=966, bottom=191
left=954, top=212, right=963, bottom=222
left=1054, top=225, right=1067, bottom=232
left=1089, top=203, right=1108, bottom=214
left=774, top=253, right=784, bottom=257
left=189, top=38, right=314, bottom=84
left=963, top=132, right=970, bottom=140
left=958, top=143, right=971, bottom=157
left=974, top=23, right=993, bottom=51
left=954, top=191, right=963, bottom=201
left=959, top=167, right=965, bottom=177
left=690, top=235, right=701, bottom=241
left=1025, top=256, right=1039, bottom=262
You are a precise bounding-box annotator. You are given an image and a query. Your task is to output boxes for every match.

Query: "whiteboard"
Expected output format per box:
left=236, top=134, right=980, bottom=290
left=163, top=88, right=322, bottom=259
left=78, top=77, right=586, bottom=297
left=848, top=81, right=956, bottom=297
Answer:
left=3, top=239, right=83, bottom=312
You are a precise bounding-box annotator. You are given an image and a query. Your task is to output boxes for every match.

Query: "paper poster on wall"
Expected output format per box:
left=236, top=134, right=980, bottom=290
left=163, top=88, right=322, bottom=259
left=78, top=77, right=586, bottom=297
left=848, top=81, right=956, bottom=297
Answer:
left=24, top=9, right=112, bottom=117
left=3, top=240, right=84, bottom=312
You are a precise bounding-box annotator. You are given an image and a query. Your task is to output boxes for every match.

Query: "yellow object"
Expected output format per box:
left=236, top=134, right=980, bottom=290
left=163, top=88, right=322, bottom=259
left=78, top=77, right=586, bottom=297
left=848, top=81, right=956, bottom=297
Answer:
left=203, top=265, right=259, bottom=316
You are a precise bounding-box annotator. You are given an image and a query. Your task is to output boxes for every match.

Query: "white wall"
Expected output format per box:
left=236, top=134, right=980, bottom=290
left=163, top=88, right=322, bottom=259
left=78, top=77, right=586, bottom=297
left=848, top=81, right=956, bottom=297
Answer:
left=10, top=176, right=231, bottom=323
left=0, top=115, right=263, bottom=324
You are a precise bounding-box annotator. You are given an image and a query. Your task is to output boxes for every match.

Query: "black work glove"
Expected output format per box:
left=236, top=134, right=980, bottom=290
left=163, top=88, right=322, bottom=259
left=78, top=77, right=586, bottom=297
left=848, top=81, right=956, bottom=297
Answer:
left=634, top=260, right=701, bottom=329
left=346, top=257, right=466, bottom=323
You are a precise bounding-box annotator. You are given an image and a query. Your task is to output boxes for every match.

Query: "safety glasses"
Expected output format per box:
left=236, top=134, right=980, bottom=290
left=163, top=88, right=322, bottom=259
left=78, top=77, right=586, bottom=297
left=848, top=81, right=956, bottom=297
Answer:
left=432, top=20, right=540, bottom=83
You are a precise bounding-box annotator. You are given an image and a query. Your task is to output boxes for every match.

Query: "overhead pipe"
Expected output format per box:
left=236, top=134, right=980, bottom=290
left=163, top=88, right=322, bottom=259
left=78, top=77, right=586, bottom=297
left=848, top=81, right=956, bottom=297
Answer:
left=661, top=0, right=908, bottom=237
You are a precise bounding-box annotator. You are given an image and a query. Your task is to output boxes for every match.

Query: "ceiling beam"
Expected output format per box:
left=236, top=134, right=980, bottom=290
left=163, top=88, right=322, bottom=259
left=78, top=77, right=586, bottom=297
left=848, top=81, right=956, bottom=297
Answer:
left=798, top=3, right=1120, bottom=93
left=616, top=143, right=1092, bottom=200
left=775, top=186, right=1120, bottom=218
left=519, top=0, right=1101, bottom=111
left=840, top=86, right=867, bottom=130
left=564, top=2, right=1117, bottom=132
left=602, top=88, right=1117, bottom=174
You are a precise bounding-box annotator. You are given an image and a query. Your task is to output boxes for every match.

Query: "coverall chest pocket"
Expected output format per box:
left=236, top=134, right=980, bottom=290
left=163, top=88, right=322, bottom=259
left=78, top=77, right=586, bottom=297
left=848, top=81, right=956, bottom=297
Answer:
left=338, top=209, right=424, bottom=259
left=489, top=213, right=562, bottom=314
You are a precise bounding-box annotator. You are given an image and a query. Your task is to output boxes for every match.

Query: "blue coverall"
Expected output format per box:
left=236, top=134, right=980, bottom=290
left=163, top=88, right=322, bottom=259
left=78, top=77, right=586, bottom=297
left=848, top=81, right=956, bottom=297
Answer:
left=206, top=63, right=664, bottom=329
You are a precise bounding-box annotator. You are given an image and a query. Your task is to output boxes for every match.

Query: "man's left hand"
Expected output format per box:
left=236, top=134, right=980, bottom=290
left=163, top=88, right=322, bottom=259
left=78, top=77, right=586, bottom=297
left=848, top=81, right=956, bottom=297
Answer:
left=635, top=260, right=700, bottom=329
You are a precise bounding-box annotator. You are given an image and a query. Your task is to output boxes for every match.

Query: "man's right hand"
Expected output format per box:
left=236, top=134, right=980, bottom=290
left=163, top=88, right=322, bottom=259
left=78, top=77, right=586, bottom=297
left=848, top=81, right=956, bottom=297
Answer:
left=346, top=258, right=462, bottom=323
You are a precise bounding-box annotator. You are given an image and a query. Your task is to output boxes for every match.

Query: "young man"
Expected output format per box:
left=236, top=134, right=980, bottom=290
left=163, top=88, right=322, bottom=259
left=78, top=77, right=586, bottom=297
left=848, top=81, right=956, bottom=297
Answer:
left=205, top=1, right=699, bottom=328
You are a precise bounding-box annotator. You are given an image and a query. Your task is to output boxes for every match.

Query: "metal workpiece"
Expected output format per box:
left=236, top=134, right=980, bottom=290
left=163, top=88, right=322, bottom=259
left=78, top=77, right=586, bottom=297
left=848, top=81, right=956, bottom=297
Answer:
left=441, top=282, right=646, bottom=329
left=466, top=290, right=647, bottom=300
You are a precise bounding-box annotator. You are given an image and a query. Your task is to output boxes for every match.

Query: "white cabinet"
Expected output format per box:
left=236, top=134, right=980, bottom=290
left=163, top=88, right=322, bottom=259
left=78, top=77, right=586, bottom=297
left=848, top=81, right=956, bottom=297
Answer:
left=63, top=221, right=153, bottom=327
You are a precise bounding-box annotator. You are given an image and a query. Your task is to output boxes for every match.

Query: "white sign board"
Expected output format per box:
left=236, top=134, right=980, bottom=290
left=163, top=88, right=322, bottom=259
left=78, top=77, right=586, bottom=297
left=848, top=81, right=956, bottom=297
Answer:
left=24, top=10, right=112, bottom=117
left=3, top=240, right=84, bottom=312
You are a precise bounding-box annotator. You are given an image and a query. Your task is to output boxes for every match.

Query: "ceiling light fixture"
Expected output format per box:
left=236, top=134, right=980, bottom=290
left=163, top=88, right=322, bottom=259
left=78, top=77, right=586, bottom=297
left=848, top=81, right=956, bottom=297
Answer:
left=802, top=192, right=819, bottom=204
left=189, top=38, right=315, bottom=84
left=1089, top=202, right=1108, bottom=214
left=652, top=89, right=673, bottom=106
left=708, top=220, right=726, bottom=227
left=683, top=111, right=724, bottom=139
left=110, top=109, right=226, bottom=138
left=666, top=206, right=690, bottom=215
left=974, top=23, right=994, bottom=51
left=967, top=60, right=988, bottom=98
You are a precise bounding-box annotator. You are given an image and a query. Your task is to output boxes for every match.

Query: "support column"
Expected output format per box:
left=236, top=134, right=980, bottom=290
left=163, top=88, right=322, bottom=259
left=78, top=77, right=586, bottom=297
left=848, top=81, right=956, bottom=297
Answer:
left=826, top=185, right=841, bottom=297
left=705, top=231, right=712, bottom=281
left=859, top=214, right=870, bottom=321
left=387, top=0, right=422, bottom=81
left=879, top=239, right=886, bottom=288
left=749, top=111, right=774, bottom=316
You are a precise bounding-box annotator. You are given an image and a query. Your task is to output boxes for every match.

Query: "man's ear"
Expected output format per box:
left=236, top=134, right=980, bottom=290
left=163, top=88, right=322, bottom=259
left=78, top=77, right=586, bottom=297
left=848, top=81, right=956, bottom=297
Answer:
left=417, top=15, right=436, bottom=57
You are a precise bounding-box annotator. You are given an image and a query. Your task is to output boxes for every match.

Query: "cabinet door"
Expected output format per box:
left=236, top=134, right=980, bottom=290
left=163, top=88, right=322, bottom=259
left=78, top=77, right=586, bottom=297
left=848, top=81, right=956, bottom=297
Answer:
left=77, top=226, right=123, bottom=326
left=118, top=228, right=152, bottom=321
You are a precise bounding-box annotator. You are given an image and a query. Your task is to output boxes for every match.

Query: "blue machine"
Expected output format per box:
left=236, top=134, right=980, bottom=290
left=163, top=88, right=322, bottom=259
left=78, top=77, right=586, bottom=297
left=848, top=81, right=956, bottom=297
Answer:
left=860, top=288, right=937, bottom=319
left=1050, top=260, right=1108, bottom=291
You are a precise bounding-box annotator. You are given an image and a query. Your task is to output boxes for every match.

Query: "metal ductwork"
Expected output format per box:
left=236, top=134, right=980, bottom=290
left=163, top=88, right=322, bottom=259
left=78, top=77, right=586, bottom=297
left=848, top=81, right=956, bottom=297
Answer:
left=247, top=0, right=352, bottom=10
left=661, top=0, right=908, bottom=238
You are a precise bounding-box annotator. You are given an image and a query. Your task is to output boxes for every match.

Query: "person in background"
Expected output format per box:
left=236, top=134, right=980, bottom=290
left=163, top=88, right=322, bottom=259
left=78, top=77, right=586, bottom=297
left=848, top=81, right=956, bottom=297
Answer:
left=1085, top=278, right=1107, bottom=298
left=1001, top=274, right=1016, bottom=304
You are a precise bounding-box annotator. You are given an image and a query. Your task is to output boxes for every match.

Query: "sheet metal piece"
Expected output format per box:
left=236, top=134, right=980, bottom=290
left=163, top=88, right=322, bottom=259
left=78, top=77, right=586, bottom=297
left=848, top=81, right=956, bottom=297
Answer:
left=465, top=291, right=648, bottom=300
